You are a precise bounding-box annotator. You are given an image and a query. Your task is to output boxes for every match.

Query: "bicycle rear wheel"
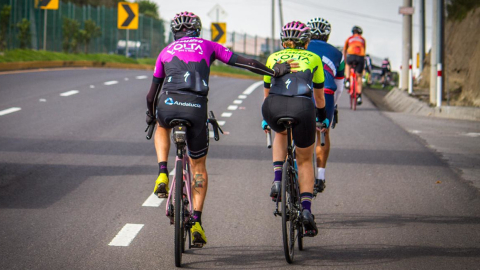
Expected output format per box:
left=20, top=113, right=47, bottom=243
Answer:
left=174, top=159, right=184, bottom=267
left=350, top=76, right=357, bottom=111
left=281, top=161, right=295, bottom=263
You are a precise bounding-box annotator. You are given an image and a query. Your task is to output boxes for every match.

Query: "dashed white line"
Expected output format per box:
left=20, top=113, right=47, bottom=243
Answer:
left=228, top=105, right=238, bottom=110
left=221, top=112, right=232, bottom=117
left=408, top=130, right=422, bottom=134
left=0, top=107, right=21, bottom=116
left=142, top=194, right=164, bottom=207
left=108, top=224, right=144, bottom=247
left=238, top=95, right=247, bottom=99
left=124, top=78, right=129, bottom=81
left=60, top=90, right=79, bottom=97
left=136, top=75, right=148, bottom=79
left=104, top=80, right=118, bottom=85
left=39, top=99, right=47, bottom=102
left=464, top=133, right=480, bottom=137
left=90, top=85, right=95, bottom=88
left=217, top=121, right=226, bottom=126
left=242, top=81, right=263, bottom=95
left=233, top=100, right=243, bottom=104
left=209, top=130, right=215, bottom=138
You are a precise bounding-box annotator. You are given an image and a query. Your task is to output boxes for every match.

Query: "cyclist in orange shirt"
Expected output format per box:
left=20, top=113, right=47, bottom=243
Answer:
left=343, top=26, right=366, bottom=105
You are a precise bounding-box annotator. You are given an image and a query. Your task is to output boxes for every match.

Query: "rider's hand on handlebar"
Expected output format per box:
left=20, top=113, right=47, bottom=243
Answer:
left=262, top=120, right=270, bottom=133
left=146, top=111, right=155, bottom=125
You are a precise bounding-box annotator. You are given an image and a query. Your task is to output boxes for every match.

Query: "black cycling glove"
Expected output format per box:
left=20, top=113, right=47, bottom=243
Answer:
left=272, top=61, right=292, bottom=77
left=146, top=111, right=155, bottom=125
left=316, top=107, right=327, bottom=123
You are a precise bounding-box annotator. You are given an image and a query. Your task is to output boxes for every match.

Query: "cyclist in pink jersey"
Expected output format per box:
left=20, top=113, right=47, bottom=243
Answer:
left=146, top=11, right=295, bottom=246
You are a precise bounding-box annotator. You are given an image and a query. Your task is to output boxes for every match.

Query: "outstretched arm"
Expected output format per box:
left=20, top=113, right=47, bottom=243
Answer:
left=227, top=54, right=297, bottom=77
left=146, top=77, right=164, bottom=117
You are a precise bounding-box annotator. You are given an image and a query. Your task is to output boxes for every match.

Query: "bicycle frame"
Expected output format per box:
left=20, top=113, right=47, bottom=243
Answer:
left=165, top=151, right=193, bottom=224
left=349, top=64, right=358, bottom=110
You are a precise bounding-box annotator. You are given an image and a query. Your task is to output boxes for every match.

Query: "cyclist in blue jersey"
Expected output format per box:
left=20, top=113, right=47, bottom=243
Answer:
left=146, top=11, right=295, bottom=246
left=306, top=18, right=345, bottom=195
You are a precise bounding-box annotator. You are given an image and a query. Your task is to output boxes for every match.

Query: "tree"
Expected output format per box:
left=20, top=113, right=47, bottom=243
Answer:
left=0, top=5, right=11, bottom=51
left=78, top=19, right=101, bottom=53
left=16, top=18, right=31, bottom=49
left=138, top=0, right=159, bottom=19
left=62, top=17, right=80, bottom=53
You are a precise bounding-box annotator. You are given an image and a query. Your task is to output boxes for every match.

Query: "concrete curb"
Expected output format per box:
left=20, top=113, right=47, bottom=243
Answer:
left=383, top=88, right=480, bottom=121
left=0, top=61, right=262, bottom=80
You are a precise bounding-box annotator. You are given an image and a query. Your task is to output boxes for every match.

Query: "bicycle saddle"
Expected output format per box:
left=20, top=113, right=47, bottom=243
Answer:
left=169, top=119, right=192, bottom=127
left=277, top=117, right=295, bottom=126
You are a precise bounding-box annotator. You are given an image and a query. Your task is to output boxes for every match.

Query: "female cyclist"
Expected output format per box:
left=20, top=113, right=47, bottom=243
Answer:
left=262, top=21, right=328, bottom=236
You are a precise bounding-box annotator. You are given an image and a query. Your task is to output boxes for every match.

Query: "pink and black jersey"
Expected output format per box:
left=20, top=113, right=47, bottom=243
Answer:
left=153, top=37, right=233, bottom=96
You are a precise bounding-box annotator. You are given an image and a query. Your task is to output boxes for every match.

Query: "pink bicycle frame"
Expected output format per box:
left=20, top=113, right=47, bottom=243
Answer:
left=165, top=155, right=193, bottom=219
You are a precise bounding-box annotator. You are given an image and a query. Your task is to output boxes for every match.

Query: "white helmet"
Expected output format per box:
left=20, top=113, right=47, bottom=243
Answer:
left=307, top=18, right=331, bottom=41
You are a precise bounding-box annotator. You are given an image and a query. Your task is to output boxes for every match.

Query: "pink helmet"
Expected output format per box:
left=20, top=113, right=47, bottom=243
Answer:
left=280, top=21, right=311, bottom=47
left=171, top=11, right=202, bottom=33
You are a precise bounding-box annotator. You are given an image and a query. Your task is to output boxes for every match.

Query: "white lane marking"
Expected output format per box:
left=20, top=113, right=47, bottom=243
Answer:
left=169, top=169, right=174, bottom=176
left=104, top=81, right=118, bottom=85
left=233, top=100, right=243, bottom=104
left=408, top=130, right=422, bottom=134
left=136, top=75, right=148, bottom=80
left=221, top=112, right=232, bottom=117
left=142, top=194, right=165, bottom=207
left=238, top=95, right=247, bottom=99
left=217, top=121, right=226, bottom=126
left=108, top=224, right=144, bottom=247
left=464, top=133, right=480, bottom=137
left=228, top=105, right=238, bottom=110
left=242, top=81, right=263, bottom=95
left=60, top=90, right=79, bottom=97
left=39, top=99, right=46, bottom=102
left=90, top=85, right=95, bottom=88
left=124, top=78, right=129, bottom=81
left=0, top=107, right=21, bottom=116
left=209, top=131, right=215, bottom=138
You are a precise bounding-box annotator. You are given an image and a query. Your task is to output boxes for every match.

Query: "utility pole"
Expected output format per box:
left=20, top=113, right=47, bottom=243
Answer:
left=400, top=0, right=413, bottom=91
left=271, top=0, right=275, bottom=53
left=436, top=0, right=445, bottom=107
left=278, top=0, right=284, bottom=30
left=430, top=0, right=438, bottom=104
left=419, top=0, right=425, bottom=73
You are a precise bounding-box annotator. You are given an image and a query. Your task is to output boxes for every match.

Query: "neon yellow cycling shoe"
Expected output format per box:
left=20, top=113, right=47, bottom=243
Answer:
left=191, top=222, right=207, bottom=248
left=153, top=173, right=169, bottom=198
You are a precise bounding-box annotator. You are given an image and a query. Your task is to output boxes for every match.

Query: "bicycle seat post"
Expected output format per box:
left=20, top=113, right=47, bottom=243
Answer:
left=169, top=119, right=192, bottom=158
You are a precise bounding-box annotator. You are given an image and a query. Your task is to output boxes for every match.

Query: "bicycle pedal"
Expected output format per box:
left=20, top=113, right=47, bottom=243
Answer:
left=304, top=230, right=317, bottom=237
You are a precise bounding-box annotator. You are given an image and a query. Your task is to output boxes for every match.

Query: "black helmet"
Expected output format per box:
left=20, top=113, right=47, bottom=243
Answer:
left=352, top=25, right=363, bottom=34
left=171, top=11, right=202, bottom=34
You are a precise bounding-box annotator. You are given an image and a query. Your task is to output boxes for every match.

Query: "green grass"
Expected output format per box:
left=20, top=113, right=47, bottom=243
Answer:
left=0, top=49, right=261, bottom=78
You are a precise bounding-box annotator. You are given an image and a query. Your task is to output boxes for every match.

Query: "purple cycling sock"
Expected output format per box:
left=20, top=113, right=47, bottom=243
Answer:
left=193, top=211, right=202, bottom=225
left=159, top=162, right=168, bottom=175
left=273, top=161, right=284, bottom=182
left=300, top=192, right=313, bottom=212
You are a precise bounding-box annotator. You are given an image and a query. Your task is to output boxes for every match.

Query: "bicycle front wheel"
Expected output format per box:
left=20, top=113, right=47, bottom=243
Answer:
left=174, top=159, right=184, bottom=267
left=281, top=161, right=295, bottom=263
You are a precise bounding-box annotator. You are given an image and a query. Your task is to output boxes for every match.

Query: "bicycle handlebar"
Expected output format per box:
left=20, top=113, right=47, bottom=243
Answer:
left=145, top=123, right=155, bottom=140
left=208, top=111, right=223, bottom=141
left=265, top=126, right=272, bottom=148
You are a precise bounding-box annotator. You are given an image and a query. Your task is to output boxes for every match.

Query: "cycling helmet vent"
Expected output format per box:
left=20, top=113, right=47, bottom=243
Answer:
left=280, top=21, right=311, bottom=48
left=171, top=11, right=202, bottom=33
left=307, top=18, right=331, bottom=40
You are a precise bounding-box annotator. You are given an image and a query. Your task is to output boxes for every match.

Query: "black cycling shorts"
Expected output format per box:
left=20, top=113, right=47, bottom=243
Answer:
left=381, top=68, right=390, bottom=76
left=156, top=91, right=209, bottom=159
left=346, top=54, right=365, bottom=74
left=262, top=94, right=316, bottom=148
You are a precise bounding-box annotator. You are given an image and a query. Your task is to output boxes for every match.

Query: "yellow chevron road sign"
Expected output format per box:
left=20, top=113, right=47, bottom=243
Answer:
left=118, top=2, right=138, bottom=30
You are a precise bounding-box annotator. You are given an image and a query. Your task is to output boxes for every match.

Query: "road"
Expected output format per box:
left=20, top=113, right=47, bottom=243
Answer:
left=0, top=68, right=479, bottom=269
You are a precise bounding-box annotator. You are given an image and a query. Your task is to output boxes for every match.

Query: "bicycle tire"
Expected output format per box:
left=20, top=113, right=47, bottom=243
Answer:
left=297, top=224, right=304, bottom=251
left=174, top=159, right=184, bottom=267
left=281, top=161, right=295, bottom=263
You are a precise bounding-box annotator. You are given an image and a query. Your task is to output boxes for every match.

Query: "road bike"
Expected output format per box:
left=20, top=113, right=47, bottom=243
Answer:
left=146, top=111, right=222, bottom=267
left=348, top=62, right=359, bottom=111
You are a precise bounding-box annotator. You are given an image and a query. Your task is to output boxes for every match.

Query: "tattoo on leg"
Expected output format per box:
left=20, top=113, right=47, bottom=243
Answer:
left=193, top=174, right=205, bottom=193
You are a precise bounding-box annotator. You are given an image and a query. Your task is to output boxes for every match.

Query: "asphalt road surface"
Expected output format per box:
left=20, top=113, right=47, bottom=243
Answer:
left=1, top=68, right=479, bottom=269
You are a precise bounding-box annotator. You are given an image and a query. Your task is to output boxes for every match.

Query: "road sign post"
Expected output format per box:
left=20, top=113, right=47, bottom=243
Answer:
left=117, top=2, right=138, bottom=58
left=37, top=0, right=59, bottom=51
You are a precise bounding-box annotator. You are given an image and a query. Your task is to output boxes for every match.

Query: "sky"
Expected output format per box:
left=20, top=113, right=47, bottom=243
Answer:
left=152, top=0, right=435, bottom=73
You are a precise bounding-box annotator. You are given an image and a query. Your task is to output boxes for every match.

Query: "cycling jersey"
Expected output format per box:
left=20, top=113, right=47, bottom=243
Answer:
left=344, top=34, right=366, bottom=56
left=381, top=60, right=391, bottom=70
left=153, top=36, right=233, bottom=96
left=264, top=49, right=324, bottom=97
left=307, top=40, right=345, bottom=95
